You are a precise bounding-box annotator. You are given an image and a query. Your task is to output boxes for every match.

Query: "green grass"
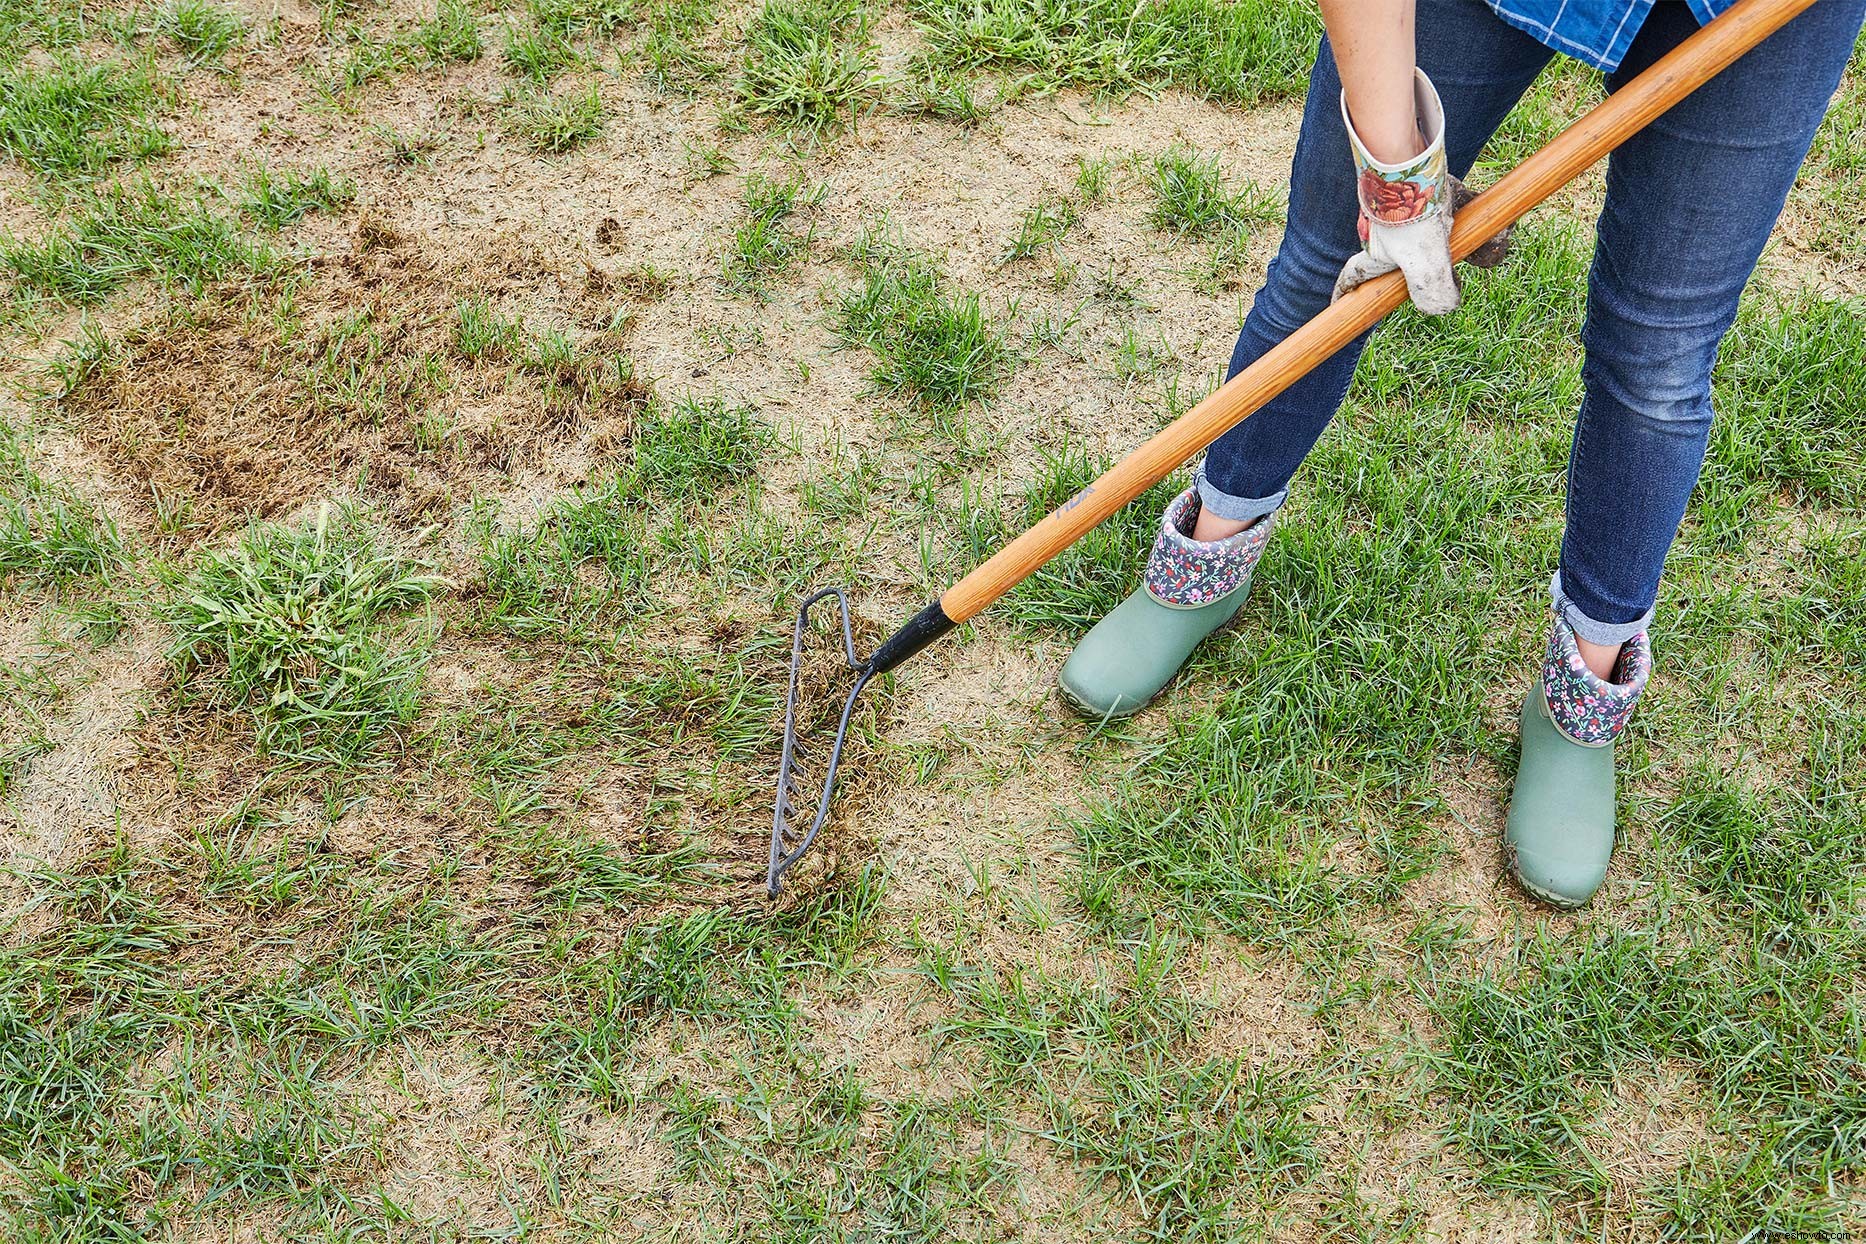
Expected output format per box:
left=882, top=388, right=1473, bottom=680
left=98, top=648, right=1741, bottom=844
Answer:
left=416, top=0, right=484, bottom=61
left=1001, top=192, right=1075, bottom=262
left=628, top=0, right=720, bottom=90
left=0, top=843, right=528, bottom=1237
left=641, top=28, right=721, bottom=92
left=286, top=303, right=450, bottom=430
left=893, top=60, right=988, bottom=123
left=452, top=296, right=526, bottom=359
left=477, top=479, right=653, bottom=639
left=531, top=909, right=766, bottom=1091
left=0, top=481, right=122, bottom=587
left=682, top=136, right=734, bottom=179
left=534, top=864, right=884, bottom=1081
left=319, top=27, right=420, bottom=94
left=477, top=395, right=769, bottom=638
left=1146, top=146, right=1275, bottom=237
left=1813, top=70, right=1866, bottom=176
left=1658, top=759, right=1865, bottom=930
left=237, top=166, right=356, bottom=228
left=160, top=508, right=444, bottom=765
left=1, top=181, right=270, bottom=302
left=836, top=236, right=1012, bottom=412
left=526, top=327, right=639, bottom=411
left=910, top=0, right=1320, bottom=104
left=1786, top=71, right=1864, bottom=260
left=0, top=54, right=170, bottom=177
left=0, top=0, right=91, bottom=54
left=1057, top=1057, right=1320, bottom=1241
left=630, top=393, right=772, bottom=502
left=156, top=0, right=246, bottom=68
left=925, top=935, right=1324, bottom=1239
left=498, top=0, right=636, bottom=80
left=0, top=416, right=122, bottom=588
left=1429, top=921, right=1866, bottom=1219
left=722, top=171, right=819, bottom=292
left=506, top=819, right=711, bottom=910
left=1700, top=294, right=1866, bottom=517
left=314, top=0, right=484, bottom=94
left=0, top=848, right=190, bottom=1240
left=1430, top=928, right=1692, bottom=1200
left=736, top=0, right=878, bottom=127
left=1796, top=523, right=1866, bottom=670
left=526, top=0, right=634, bottom=40
left=501, top=83, right=608, bottom=151
left=1145, top=145, right=1279, bottom=280
left=502, top=23, right=580, bottom=79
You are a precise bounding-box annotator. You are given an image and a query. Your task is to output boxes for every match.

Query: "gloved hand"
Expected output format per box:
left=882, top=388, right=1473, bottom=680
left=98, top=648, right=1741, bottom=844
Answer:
left=1333, top=67, right=1507, bottom=314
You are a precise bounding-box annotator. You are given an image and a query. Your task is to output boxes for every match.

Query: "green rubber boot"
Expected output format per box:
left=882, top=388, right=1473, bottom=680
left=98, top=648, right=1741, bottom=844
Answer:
left=1057, top=487, right=1274, bottom=721
left=1504, top=617, right=1651, bottom=908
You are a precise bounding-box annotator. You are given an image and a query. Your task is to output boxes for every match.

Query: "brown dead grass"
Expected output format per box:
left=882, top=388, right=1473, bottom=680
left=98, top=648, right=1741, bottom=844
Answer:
left=56, top=220, right=648, bottom=547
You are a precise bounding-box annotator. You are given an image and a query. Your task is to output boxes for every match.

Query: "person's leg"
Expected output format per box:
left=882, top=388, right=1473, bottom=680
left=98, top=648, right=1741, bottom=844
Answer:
left=1508, top=0, right=1866, bottom=908
left=1057, top=0, right=1557, bottom=720
left=1195, top=0, right=1555, bottom=527
left=1558, top=0, right=1866, bottom=670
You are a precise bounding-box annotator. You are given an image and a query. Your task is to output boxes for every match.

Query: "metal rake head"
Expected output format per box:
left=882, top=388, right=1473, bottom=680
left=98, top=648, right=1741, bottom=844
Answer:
left=768, top=586, right=875, bottom=897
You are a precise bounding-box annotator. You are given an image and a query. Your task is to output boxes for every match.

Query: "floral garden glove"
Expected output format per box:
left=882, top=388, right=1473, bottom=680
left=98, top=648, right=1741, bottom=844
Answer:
left=1332, top=67, right=1507, bottom=315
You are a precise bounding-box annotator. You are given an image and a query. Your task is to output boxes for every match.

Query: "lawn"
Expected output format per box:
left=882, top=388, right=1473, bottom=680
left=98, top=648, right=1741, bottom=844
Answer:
left=0, top=0, right=1862, bottom=1239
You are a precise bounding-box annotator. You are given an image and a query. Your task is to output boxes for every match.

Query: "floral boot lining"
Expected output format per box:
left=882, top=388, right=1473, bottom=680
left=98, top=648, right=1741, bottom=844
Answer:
left=1142, top=487, right=1275, bottom=609
left=1541, top=613, right=1652, bottom=747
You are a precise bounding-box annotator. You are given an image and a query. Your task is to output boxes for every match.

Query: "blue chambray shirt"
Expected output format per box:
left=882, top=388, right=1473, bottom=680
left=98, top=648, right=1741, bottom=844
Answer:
left=1484, top=0, right=1732, bottom=71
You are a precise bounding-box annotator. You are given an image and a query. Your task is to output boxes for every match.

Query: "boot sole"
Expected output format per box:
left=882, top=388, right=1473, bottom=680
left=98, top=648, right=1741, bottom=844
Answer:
left=1054, top=676, right=1145, bottom=722
left=1503, top=839, right=1591, bottom=910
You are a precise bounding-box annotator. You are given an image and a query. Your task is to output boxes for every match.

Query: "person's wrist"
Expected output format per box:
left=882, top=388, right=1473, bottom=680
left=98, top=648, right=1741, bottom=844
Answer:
left=1341, top=69, right=1448, bottom=228
left=1344, top=107, right=1425, bottom=164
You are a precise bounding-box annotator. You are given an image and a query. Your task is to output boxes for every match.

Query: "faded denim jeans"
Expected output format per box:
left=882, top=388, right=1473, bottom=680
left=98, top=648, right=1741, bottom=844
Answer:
left=1196, top=0, right=1866, bottom=644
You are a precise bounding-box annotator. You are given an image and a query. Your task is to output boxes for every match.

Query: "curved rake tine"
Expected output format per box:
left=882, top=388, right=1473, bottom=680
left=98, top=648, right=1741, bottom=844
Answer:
left=769, top=588, right=871, bottom=896
left=763, top=0, right=1812, bottom=894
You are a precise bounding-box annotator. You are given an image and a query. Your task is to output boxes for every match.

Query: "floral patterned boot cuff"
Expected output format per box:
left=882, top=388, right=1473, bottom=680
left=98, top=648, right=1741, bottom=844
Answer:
left=1142, top=487, right=1275, bottom=608
left=1540, top=614, right=1652, bottom=747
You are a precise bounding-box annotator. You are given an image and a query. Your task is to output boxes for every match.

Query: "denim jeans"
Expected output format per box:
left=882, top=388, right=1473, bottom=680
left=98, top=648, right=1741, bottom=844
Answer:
left=1196, top=0, right=1865, bottom=645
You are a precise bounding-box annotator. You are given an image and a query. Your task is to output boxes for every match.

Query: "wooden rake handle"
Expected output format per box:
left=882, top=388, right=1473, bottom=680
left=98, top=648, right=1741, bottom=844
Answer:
left=865, top=0, right=1818, bottom=672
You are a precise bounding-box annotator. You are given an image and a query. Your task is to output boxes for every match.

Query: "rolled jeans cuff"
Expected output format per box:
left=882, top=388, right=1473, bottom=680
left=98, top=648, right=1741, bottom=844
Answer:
left=1194, top=464, right=1287, bottom=524
left=1549, top=570, right=1654, bottom=648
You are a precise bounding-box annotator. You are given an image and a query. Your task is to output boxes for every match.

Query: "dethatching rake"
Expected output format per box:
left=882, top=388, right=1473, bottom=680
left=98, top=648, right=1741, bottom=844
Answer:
left=767, top=0, right=1821, bottom=895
